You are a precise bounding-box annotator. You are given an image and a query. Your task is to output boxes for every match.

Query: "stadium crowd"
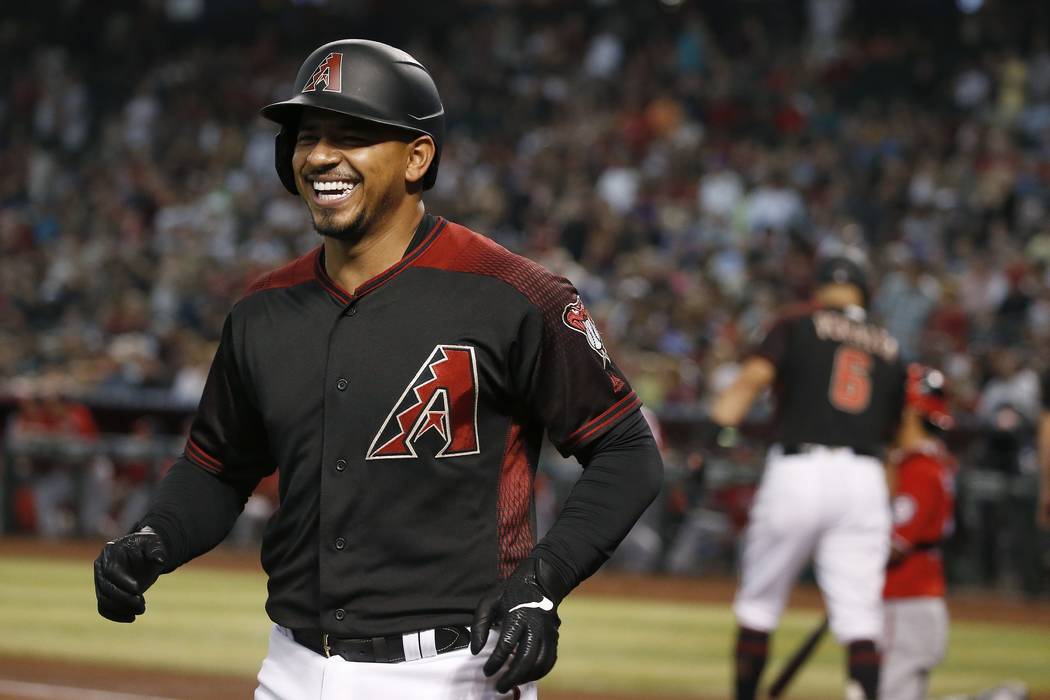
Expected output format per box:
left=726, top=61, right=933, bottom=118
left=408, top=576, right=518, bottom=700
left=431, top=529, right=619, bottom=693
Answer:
left=1, top=1, right=1048, bottom=591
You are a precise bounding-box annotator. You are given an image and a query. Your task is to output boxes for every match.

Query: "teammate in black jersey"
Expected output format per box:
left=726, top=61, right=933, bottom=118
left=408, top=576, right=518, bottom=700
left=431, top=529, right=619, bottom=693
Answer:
left=709, top=255, right=906, bottom=700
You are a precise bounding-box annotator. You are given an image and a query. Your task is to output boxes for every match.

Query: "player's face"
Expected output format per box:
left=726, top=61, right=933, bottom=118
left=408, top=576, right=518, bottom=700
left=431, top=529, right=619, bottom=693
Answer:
left=292, top=109, right=414, bottom=242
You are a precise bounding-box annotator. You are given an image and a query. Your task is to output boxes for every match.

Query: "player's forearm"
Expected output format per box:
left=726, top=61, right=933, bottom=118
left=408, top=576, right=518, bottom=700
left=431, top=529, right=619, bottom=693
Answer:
left=532, top=410, right=663, bottom=599
left=710, top=381, right=759, bottom=427
left=710, top=357, right=775, bottom=427
left=137, top=458, right=252, bottom=571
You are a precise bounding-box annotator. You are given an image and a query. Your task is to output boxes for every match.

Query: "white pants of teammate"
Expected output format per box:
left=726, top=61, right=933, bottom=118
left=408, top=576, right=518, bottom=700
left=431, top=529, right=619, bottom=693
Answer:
left=879, top=598, right=948, bottom=700
left=733, top=446, right=891, bottom=644
left=255, top=624, right=538, bottom=700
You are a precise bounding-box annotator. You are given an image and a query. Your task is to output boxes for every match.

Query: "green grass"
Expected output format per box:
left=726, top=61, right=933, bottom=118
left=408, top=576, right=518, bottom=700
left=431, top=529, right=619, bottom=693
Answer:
left=1, top=556, right=1048, bottom=698
left=0, top=556, right=271, bottom=674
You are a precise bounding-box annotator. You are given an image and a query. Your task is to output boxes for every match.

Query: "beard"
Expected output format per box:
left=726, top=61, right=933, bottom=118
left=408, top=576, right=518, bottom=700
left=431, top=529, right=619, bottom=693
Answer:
left=308, top=177, right=404, bottom=242
left=312, top=206, right=368, bottom=243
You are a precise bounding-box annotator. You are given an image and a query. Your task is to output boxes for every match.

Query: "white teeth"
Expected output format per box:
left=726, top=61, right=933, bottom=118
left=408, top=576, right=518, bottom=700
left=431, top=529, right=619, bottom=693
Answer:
left=312, top=181, right=357, bottom=202
left=313, top=181, right=353, bottom=192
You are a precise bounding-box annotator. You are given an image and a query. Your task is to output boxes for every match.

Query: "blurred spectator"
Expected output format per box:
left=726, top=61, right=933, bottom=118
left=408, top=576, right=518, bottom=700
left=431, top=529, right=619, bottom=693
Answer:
left=975, top=349, right=1041, bottom=425
left=873, top=244, right=939, bottom=361
left=105, top=417, right=165, bottom=536
left=7, top=378, right=111, bottom=537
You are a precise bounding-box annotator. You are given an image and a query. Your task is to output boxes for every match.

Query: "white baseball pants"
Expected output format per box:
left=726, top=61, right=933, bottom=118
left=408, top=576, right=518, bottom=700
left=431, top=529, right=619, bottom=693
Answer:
left=733, top=446, right=891, bottom=643
left=255, top=624, right=537, bottom=700
left=879, top=597, right=948, bottom=700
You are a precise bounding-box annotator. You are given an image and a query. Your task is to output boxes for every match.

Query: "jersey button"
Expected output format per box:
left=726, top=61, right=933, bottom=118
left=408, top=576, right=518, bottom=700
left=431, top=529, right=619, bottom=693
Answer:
left=334, top=609, right=346, bottom=621
left=334, top=537, right=346, bottom=550
left=335, top=459, right=347, bottom=472
left=336, top=378, right=349, bottom=391
left=346, top=304, right=358, bottom=317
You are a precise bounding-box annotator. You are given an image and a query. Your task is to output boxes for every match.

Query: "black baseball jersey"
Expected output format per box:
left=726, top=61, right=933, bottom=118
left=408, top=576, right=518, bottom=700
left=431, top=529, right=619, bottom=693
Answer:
left=181, top=214, right=641, bottom=636
left=753, top=304, right=905, bottom=453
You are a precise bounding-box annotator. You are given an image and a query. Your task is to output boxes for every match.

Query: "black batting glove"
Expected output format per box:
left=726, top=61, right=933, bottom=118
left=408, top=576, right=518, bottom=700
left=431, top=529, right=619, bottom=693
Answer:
left=93, top=526, right=168, bottom=623
left=471, top=556, right=565, bottom=693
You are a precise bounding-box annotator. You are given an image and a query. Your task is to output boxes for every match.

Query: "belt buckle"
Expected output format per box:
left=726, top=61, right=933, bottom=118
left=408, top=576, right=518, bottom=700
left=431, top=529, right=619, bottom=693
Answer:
left=322, top=633, right=331, bottom=658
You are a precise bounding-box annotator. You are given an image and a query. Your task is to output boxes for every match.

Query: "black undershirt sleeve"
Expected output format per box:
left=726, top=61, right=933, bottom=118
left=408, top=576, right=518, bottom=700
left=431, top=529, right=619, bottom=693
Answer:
left=531, top=409, right=663, bottom=600
left=138, top=458, right=255, bottom=572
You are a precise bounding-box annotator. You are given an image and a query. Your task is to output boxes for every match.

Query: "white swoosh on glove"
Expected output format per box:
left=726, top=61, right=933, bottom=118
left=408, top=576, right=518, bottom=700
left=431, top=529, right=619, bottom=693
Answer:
left=508, top=596, right=554, bottom=613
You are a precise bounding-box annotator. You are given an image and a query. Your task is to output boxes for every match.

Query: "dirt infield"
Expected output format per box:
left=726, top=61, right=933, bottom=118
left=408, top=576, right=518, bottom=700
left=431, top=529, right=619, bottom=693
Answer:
left=0, top=654, right=700, bottom=700
left=0, top=655, right=1046, bottom=700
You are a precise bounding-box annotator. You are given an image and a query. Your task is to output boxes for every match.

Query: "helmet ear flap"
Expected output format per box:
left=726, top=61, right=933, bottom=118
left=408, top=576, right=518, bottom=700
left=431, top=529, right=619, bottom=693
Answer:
left=275, top=127, right=298, bottom=195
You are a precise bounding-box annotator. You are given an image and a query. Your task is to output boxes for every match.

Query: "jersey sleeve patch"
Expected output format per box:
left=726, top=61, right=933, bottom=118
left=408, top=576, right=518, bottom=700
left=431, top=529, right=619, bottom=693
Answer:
left=562, top=295, right=610, bottom=367
left=892, top=494, right=917, bottom=526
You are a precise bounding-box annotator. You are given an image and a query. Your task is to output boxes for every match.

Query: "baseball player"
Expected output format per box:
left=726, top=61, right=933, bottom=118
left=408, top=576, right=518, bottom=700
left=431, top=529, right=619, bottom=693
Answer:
left=92, top=40, right=663, bottom=700
left=707, top=255, right=906, bottom=700
left=880, top=364, right=955, bottom=700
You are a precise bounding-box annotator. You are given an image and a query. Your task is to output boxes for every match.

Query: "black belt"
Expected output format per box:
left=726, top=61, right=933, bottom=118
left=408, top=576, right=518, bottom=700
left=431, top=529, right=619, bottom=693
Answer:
left=291, top=625, right=470, bottom=663
left=781, top=443, right=878, bottom=458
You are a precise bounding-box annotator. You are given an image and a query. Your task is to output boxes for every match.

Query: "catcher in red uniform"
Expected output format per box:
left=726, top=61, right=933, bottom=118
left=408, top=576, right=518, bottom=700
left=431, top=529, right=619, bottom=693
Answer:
left=880, top=363, right=956, bottom=700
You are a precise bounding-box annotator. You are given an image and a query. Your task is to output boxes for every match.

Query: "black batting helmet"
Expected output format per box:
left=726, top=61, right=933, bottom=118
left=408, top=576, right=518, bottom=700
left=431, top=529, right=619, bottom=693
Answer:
left=261, top=39, right=445, bottom=194
left=815, top=254, right=871, bottom=305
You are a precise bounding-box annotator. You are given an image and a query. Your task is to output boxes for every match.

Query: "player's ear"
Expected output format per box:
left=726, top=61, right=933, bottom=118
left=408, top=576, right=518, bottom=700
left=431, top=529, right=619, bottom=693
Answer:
left=404, top=135, right=436, bottom=188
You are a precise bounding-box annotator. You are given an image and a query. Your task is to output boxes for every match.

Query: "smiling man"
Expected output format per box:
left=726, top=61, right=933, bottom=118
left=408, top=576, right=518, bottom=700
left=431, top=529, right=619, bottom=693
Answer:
left=92, top=39, right=662, bottom=700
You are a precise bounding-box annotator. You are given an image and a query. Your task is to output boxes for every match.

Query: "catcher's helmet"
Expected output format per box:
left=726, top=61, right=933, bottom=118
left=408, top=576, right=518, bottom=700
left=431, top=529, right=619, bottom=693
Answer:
left=261, top=39, right=445, bottom=194
left=905, top=363, right=954, bottom=434
left=815, top=254, right=871, bottom=305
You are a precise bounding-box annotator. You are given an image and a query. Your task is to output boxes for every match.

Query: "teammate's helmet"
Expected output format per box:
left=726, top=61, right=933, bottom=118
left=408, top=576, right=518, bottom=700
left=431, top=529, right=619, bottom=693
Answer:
left=905, top=363, right=954, bottom=434
left=261, top=39, right=445, bottom=194
left=815, top=255, right=871, bottom=305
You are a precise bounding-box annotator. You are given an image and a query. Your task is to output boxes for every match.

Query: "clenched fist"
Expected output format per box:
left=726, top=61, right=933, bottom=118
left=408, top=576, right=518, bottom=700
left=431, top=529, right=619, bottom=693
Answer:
left=94, top=527, right=168, bottom=623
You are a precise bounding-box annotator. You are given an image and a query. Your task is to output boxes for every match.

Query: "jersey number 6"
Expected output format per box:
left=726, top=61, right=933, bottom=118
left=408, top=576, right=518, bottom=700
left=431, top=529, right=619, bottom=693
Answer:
left=829, top=346, right=872, bottom=413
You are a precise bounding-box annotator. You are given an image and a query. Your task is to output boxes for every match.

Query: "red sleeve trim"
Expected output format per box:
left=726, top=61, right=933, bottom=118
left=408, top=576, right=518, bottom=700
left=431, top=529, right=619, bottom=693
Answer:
left=563, top=392, right=642, bottom=451
left=185, top=439, right=223, bottom=474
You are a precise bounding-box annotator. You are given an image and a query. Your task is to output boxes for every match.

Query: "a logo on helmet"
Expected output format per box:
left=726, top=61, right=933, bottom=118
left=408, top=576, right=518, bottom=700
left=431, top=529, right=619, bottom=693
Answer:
left=563, top=295, right=610, bottom=368
left=302, top=52, right=343, bottom=94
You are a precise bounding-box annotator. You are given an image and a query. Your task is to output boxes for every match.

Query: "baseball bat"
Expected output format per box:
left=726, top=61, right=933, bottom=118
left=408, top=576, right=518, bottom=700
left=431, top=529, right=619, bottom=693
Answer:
left=766, top=616, right=829, bottom=698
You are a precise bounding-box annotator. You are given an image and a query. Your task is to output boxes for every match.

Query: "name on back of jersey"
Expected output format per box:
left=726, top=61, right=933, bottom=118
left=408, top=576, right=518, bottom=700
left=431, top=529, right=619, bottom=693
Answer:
left=812, top=310, right=899, bottom=362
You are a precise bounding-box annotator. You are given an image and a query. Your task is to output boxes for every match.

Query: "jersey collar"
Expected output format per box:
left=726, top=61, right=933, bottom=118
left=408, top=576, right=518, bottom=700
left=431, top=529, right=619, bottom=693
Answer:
left=313, top=214, right=447, bottom=305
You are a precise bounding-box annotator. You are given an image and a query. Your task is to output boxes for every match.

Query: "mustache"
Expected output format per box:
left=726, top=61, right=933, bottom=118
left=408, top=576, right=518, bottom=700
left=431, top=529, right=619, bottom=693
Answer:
left=304, top=169, right=360, bottom=182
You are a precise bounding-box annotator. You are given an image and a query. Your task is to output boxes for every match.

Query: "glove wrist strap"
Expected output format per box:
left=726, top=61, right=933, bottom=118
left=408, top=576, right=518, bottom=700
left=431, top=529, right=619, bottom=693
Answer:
left=528, top=556, right=572, bottom=604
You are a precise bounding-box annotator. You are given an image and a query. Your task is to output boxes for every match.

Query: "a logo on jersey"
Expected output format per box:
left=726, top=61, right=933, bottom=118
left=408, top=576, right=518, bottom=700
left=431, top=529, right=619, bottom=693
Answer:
left=562, top=295, right=610, bottom=368
left=367, top=345, right=480, bottom=460
left=302, top=52, right=343, bottom=93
